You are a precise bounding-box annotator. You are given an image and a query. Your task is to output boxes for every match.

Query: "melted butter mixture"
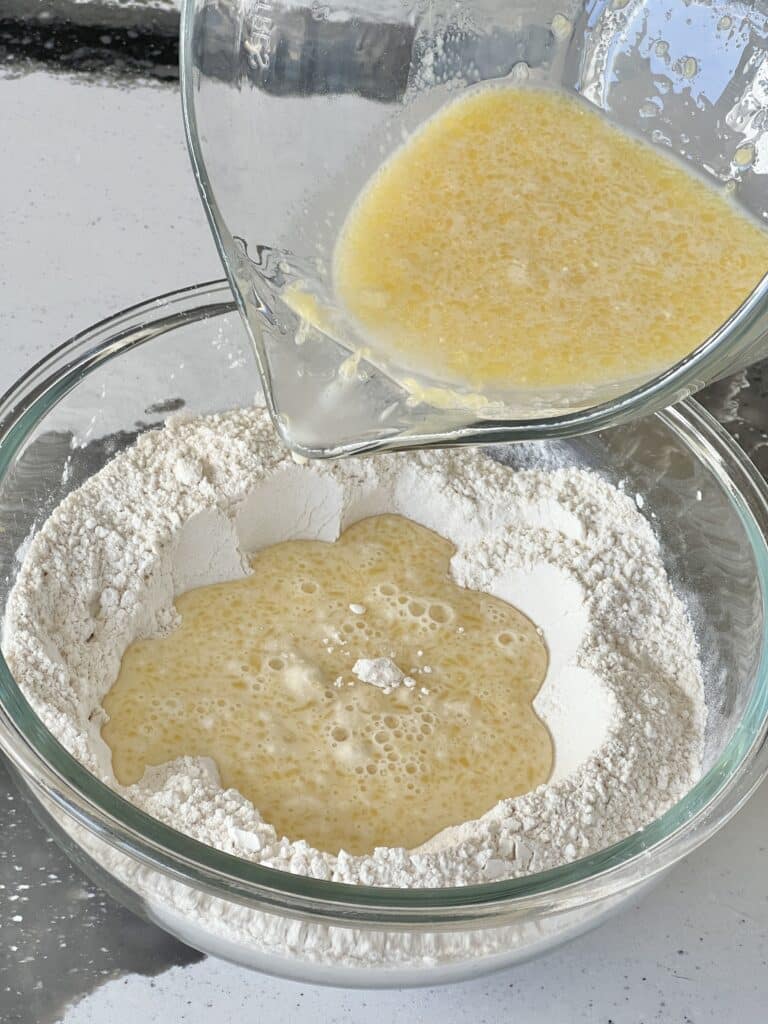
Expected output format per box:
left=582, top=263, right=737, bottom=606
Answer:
left=334, top=86, right=768, bottom=393
left=102, top=514, right=551, bottom=855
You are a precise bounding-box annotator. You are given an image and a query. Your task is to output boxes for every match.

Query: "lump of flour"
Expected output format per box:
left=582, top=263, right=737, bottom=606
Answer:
left=352, top=657, right=416, bottom=693
left=2, top=407, right=706, bottom=887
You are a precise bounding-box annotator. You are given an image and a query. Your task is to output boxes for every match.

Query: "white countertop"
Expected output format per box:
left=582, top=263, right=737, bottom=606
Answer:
left=1, top=69, right=767, bottom=1023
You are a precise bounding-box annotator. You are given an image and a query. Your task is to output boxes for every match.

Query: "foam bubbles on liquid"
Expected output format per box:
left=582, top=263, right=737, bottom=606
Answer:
left=102, top=514, right=551, bottom=855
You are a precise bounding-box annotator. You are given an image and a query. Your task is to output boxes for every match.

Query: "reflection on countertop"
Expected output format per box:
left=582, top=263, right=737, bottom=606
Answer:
left=0, top=761, right=203, bottom=1024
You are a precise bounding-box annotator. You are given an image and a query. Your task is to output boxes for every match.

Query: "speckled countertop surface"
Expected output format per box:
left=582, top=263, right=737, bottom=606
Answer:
left=1, top=69, right=768, bottom=1024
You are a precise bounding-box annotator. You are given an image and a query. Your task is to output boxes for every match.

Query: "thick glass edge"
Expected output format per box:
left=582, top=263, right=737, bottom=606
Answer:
left=0, top=283, right=766, bottom=919
left=179, top=0, right=285, bottom=439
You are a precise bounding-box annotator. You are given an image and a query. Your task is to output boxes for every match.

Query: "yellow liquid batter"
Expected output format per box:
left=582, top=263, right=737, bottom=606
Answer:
left=334, top=86, right=768, bottom=392
left=102, top=514, right=551, bottom=855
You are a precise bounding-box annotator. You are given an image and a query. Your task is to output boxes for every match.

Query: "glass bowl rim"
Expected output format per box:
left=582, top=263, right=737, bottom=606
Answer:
left=0, top=279, right=767, bottom=922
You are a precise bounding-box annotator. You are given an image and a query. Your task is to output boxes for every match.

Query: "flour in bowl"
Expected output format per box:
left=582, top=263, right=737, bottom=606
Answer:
left=2, top=407, right=706, bottom=887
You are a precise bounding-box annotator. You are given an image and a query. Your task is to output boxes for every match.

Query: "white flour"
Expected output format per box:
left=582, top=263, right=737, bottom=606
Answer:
left=3, top=407, right=706, bottom=889
left=352, top=657, right=417, bottom=693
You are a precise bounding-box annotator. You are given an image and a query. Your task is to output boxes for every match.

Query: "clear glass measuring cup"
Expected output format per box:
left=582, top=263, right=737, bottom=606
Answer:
left=181, top=0, right=768, bottom=457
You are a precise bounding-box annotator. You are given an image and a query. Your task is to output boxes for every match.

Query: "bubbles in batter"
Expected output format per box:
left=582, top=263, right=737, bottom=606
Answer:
left=102, top=514, right=551, bottom=855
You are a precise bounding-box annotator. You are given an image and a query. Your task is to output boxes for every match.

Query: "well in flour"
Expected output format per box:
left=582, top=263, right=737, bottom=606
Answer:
left=2, top=407, right=706, bottom=888
left=100, top=512, right=553, bottom=856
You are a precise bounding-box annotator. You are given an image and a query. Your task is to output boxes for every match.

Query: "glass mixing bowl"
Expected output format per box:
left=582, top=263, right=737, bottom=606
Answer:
left=0, top=281, right=767, bottom=985
left=182, top=0, right=768, bottom=457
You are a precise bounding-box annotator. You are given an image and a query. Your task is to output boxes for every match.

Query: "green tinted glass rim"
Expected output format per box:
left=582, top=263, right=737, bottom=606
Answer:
left=0, top=282, right=766, bottom=917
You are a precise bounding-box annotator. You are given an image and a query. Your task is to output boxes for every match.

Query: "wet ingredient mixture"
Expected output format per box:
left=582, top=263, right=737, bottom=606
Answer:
left=335, top=86, right=768, bottom=392
left=103, top=514, right=551, bottom=855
